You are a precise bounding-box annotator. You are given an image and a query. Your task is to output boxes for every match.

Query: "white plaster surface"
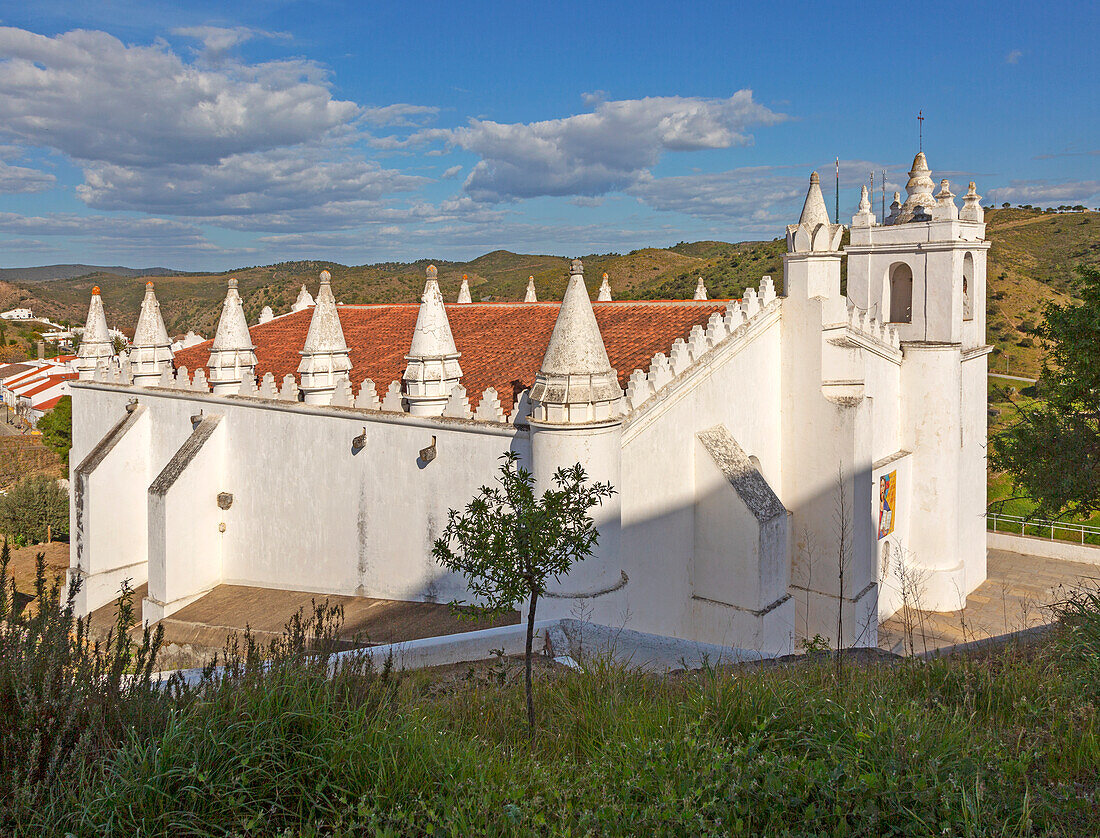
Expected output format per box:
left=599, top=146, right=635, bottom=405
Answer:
left=987, top=533, right=1100, bottom=566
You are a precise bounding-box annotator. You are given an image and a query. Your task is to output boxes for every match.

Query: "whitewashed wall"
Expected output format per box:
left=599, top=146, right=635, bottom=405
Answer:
left=70, top=383, right=525, bottom=619
left=616, top=309, right=785, bottom=648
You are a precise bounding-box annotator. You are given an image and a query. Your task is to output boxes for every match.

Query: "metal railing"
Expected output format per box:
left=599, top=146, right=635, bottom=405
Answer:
left=987, top=511, right=1100, bottom=547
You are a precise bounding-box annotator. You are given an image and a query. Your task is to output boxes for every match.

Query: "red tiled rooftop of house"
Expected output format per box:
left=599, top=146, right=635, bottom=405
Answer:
left=0, top=362, right=34, bottom=380
left=20, top=372, right=77, bottom=398
left=174, top=300, right=729, bottom=413
left=35, top=395, right=65, bottom=412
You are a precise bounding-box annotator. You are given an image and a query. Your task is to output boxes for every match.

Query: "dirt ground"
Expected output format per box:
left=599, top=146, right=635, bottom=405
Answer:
left=4, top=539, right=70, bottom=592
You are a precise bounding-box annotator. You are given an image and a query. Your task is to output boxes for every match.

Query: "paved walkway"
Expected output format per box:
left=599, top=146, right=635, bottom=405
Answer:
left=879, top=548, right=1100, bottom=655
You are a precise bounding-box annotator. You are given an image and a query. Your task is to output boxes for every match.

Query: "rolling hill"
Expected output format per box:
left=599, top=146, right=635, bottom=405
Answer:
left=0, top=264, right=180, bottom=283
left=1, top=208, right=1095, bottom=377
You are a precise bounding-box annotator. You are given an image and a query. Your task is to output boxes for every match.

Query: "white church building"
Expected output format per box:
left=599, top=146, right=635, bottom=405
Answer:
left=67, top=151, right=989, bottom=652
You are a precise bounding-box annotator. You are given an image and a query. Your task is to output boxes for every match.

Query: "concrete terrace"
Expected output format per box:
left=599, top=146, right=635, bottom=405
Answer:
left=879, top=547, right=1100, bottom=655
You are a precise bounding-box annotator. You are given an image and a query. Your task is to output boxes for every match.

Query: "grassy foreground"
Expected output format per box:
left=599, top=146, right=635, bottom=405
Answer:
left=2, top=551, right=1099, bottom=836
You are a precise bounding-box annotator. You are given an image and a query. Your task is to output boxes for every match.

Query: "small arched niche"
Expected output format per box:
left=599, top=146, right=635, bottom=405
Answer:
left=962, top=252, right=974, bottom=321
left=888, top=263, right=913, bottom=324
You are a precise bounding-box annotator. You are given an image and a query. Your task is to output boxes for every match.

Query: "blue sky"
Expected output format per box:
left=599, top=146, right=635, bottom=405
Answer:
left=0, top=0, right=1096, bottom=270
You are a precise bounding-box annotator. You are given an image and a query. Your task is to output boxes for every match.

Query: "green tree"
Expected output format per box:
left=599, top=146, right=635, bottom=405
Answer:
left=0, top=476, right=68, bottom=544
left=433, top=452, right=614, bottom=728
left=36, top=395, right=72, bottom=467
left=991, top=265, right=1100, bottom=518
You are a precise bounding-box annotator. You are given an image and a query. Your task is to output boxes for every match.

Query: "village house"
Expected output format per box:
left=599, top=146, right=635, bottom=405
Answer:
left=66, top=152, right=989, bottom=653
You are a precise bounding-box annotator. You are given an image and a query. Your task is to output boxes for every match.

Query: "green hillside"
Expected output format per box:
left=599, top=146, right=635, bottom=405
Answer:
left=0, top=208, right=1095, bottom=373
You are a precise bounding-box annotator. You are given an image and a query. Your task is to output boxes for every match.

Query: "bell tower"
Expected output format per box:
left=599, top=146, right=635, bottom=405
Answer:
left=845, top=151, right=991, bottom=610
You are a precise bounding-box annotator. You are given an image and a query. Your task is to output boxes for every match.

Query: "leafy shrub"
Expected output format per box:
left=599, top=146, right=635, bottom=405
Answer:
left=35, top=395, right=71, bottom=467
left=0, top=475, right=68, bottom=543
left=0, top=541, right=172, bottom=830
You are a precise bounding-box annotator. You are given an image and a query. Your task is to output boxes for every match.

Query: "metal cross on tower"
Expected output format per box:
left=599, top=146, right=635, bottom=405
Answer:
left=918, top=110, right=924, bottom=152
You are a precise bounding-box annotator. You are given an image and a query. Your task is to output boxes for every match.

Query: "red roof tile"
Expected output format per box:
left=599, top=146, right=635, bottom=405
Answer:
left=174, top=300, right=728, bottom=413
left=35, top=395, right=65, bottom=411
left=21, top=372, right=76, bottom=397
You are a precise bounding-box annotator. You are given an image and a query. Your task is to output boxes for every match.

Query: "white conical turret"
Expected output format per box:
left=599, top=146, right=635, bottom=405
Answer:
left=786, top=171, right=844, bottom=252
left=529, top=259, right=620, bottom=424
left=258, top=306, right=274, bottom=324
left=402, top=265, right=462, bottom=416
left=524, top=276, right=537, bottom=303
left=597, top=272, right=612, bottom=302
left=457, top=273, right=472, bottom=304
left=207, top=277, right=257, bottom=394
left=291, top=284, right=315, bottom=312
left=799, top=171, right=831, bottom=228
left=75, top=286, right=115, bottom=380
left=693, top=277, right=708, bottom=300
left=960, top=181, right=984, bottom=222
left=297, top=270, right=352, bottom=405
left=852, top=184, right=876, bottom=228
left=529, top=259, right=624, bottom=610
left=130, top=281, right=174, bottom=386
left=896, top=151, right=937, bottom=223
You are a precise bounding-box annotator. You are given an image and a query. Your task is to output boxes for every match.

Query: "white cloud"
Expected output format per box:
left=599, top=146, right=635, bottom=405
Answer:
left=0, top=26, right=358, bottom=167
left=172, top=25, right=291, bottom=62
left=78, top=145, right=427, bottom=220
left=0, top=159, right=55, bottom=193
left=1005, top=49, right=1023, bottom=64
left=359, top=104, right=440, bottom=127
left=0, top=211, right=218, bottom=253
left=630, top=159, right=895, bottom=227
left=386, top=92, right=786, bottom=202
left=630, top=167, right=802, bottom=229
left=441, top=164, right=463, bottom=180
left=987, top=179, right=1100, bottom=206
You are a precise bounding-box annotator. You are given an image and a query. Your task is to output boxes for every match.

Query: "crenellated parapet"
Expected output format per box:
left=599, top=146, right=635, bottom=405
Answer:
left=624, top=276, right=780, bottom=412
left=832, top=304, right=902, bottom=360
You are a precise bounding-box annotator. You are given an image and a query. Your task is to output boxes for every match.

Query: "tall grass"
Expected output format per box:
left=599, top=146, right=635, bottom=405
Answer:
left=0, top=540, right=174, bottom=830
left=3, top=544, right=1098, bottom=836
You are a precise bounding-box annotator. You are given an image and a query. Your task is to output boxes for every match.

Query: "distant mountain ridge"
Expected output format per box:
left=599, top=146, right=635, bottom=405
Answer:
left=0, top=208, right=1095, bottom=378
left=0, top=264, right=181, bottom=283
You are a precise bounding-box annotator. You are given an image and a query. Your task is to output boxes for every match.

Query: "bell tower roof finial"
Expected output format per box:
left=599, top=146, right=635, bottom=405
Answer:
left=896, top=150, right=937, bottom=223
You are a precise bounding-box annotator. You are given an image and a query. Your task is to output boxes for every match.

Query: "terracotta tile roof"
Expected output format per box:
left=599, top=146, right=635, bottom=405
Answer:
left=175, top=300, right=729, bottom=413
left=3, top=366, right=51, bottom=390
left=35, top=395, right=65, bottom=411
left=20, top=372, right=76, bottom=398
left=0, top=362, right=34, bottom=380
